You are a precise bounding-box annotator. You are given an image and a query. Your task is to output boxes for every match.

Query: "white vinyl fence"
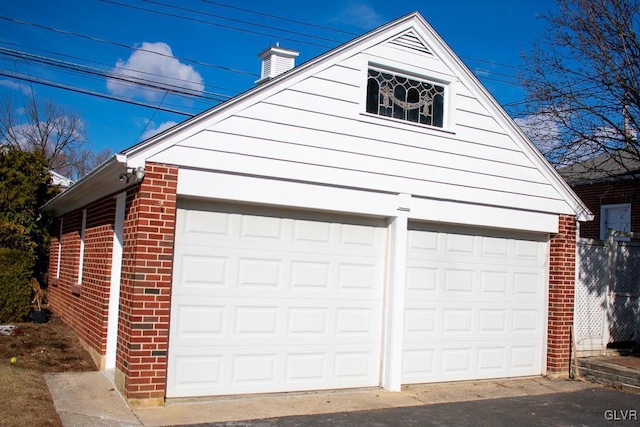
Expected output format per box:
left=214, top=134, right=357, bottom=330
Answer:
left=575, top=232, right=640, bottom=355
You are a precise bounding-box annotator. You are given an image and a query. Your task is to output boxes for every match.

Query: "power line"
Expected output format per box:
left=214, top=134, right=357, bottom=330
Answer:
left=198, top=0, right=358, bottom=36
left=0, top=9, right=533, bottom=118
left=0, top=40, right=241, bottom=96
left=140, top=0, right=345, bottom=44
left=100, top=0, right=334, bottom=49
left=101, top=1, right=527, bottom=89
left=0, top=46, right=231, bottom=102
left=198, top=0, right=528, bottom=74
left=0, top=15, right=259, bottom=77
left=0, top=69, right=195, bottom=116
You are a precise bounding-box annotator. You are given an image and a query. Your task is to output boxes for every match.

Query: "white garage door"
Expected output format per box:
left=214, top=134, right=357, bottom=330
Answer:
left=402, top=223, right=548, bottom=383
left=167, top=201, right=387, bottom=398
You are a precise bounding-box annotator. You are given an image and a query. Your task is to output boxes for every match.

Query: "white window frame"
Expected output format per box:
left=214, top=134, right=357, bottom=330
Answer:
left=56, top=218, right=63, bottom=279
left=359, top=59, right=455, bottom=133
left=600, top=203, right=631, bottom=240
left=78, top=209, right=87, bottom=285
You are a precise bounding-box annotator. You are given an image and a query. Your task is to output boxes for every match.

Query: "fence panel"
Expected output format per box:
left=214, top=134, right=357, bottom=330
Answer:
left=575, top=239, right=608, bottom=352
left=575, top=235, right=640, bottom=353
left=609, top=241, right=640, bottom=343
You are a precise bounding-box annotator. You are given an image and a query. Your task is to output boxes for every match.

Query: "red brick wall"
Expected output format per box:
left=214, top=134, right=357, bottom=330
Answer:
left=47, top=194, right=117, bottom=363
left=547, top=214, right=576, bottom=375
left=571, top=180, right=640, bottom=239
left=116, top=162, right=177, bottom=401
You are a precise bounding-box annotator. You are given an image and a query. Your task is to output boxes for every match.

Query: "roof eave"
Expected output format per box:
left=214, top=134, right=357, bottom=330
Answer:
left=42, top=153, right=129, bottom=217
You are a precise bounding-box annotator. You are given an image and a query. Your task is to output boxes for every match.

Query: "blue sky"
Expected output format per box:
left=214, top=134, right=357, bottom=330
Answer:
left=0, top=0, right=557, bottom=155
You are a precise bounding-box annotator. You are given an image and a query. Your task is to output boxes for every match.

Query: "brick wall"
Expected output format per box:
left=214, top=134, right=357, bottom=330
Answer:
left=115, top=162, right=177, bottom=402
left=571, top=180, right=640, bottom=239
left=547, top=214, right=577, bottom=375
left=47, top=194, right=117, bottom=367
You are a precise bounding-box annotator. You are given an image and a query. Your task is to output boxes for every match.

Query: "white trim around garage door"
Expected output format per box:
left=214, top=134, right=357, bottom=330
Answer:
left=166, top=200, right=389, bottom=398
left=402, top=222, right=549, bottom=383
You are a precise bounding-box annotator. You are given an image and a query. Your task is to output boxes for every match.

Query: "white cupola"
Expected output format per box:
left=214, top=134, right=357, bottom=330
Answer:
left=255, top=44, right=300, bottom=84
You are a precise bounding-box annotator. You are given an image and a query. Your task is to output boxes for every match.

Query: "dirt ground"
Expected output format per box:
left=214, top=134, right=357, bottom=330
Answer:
left=0, top=311, right=97, bottom=427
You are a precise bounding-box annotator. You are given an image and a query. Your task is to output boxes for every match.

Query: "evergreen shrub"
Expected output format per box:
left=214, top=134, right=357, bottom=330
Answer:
left=0, top=248, right=34, bottom=322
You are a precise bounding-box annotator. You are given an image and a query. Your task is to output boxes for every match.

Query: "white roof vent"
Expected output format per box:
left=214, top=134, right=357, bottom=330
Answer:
left=255, top=45, right=300, bottom=84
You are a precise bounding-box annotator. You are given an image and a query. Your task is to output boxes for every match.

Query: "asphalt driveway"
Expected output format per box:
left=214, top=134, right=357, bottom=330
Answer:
left=197, top=388, right=639, bottom=427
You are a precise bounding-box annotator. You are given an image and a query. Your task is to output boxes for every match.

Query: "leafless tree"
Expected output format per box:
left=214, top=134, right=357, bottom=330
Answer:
left=0, top=95, right=110, bottom=180
left=60, top=146, right=113, bottom=180
left=519, top=0, right=640, bottom=171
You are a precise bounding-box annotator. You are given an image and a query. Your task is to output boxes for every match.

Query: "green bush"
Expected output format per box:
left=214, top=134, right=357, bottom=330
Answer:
left=0, top=248, right=34, bottom=322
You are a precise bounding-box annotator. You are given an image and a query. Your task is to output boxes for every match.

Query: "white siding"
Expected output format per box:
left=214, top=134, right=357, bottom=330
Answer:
left=148, top=36, right=572, bottom=217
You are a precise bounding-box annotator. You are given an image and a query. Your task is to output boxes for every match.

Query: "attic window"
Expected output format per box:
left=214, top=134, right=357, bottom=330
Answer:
left=366, top=69, right=444, bottom=127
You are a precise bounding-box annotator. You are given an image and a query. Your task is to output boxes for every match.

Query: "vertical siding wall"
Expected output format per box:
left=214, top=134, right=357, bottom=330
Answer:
left=116, top=162, right=177, bottom=402
left=547, top=215, right=577, bottom=374
left=47, top=195, right=116, bottom=367
left=571, top=181, right=640, bottom=239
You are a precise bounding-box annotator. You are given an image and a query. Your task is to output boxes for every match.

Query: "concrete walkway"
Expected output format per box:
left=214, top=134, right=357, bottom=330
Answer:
left=45, top=372, right=599, bottom=427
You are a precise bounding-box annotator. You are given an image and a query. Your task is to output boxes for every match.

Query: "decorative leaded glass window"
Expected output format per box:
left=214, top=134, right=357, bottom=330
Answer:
left=366, top=69, right=445, bottom=127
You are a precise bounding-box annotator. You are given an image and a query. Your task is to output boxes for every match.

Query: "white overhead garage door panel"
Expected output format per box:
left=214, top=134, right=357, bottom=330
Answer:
left=403, top=223, right=548, bottom=384
left=167, top=201, right=387, bottom=398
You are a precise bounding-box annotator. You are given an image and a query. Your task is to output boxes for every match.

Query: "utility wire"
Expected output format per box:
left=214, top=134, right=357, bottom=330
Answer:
left=0, top=40, right=240, bottom=95
left=198, top=0, right=358, bottom=36
left=0, top=15, right=259, bottom=76
left=0, top=8, right=532, bottom=114
left=100, top=0, right=334, bottom=49
left=196, top=0, right=528, bottom=73
left=0, top=69, right=195, bottom=116
left=0, top=47, right=231, bottom=102
left=140, top=0, right=345, bottom=44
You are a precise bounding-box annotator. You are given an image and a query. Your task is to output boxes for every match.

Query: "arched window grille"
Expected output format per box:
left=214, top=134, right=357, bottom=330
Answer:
left=366, top=69, right=445, bottom=128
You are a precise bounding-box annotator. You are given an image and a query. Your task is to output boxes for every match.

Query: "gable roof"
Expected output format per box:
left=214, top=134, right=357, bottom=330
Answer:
left=559, top=150, right=640, bottom=185
left=43, top=12, right=592, bottom=222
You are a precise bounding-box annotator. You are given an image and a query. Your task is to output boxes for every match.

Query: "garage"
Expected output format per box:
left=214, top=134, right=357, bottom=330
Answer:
left=402, top=223, right=548, bottom=383
left=167, top=200, right=388, bottom=398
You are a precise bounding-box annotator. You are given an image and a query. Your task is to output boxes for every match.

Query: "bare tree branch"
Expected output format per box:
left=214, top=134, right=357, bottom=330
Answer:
left=519, top=0, right=640, bottom=174
left=0, top=95, right=109, bottom=180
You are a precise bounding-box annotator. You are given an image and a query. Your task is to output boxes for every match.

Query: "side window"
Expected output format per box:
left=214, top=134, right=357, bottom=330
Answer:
left=56, top=218, right=63, bottom=279
left=600, top=203, right=631, bottom=240
left=366, top=68, right=445, bottom=128
left=77, top=209, right=87, bottom=289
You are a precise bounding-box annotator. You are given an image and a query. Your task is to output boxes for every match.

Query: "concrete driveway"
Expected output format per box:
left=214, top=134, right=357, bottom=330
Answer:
left=45, top=372, right=637, bottom=426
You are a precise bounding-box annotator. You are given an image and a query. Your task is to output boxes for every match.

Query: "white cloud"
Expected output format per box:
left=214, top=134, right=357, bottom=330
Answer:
left=107, top=42, right=204, bottom=101
left=139, top=120, right=177, bottom=141
left=333, top=2, right=384, bottom=29
left=0, top=79, right=21, bottom=90
left=0, top=79, right=33, bottom=96
left=515, top=112, right=561, bottom=154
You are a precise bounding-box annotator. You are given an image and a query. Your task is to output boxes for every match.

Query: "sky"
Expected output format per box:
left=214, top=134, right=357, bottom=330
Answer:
left=0, top=0, right=558, bottom=157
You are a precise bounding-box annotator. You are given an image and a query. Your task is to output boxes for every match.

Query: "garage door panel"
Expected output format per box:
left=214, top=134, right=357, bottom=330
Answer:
left=167, top=344, right=380, bottom=398
left=405, top=264, right=544, bottom=302
left=172, top=248, right=384, bottom=299
left=172, top=297, right=382, bottom=347
left=404, top=307, right=540, bottom=340
left=168, top=203, right=385, bottom=397
left=403, top=224, right=547, bottom=384
left=402, top=343, right=542, bottom=383
left=177, top=206, right=386, bottom=254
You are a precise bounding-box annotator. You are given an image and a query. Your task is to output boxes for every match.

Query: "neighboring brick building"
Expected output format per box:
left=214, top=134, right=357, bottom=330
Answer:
left=43, top=12, right=591, bottom=405
left=559, top=151, right=640, bottom=240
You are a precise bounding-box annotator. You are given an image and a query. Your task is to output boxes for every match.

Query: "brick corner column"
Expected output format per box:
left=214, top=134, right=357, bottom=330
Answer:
left=547, top=214, right=577, bottom=376
left=116, top=162, right=178, bottom=405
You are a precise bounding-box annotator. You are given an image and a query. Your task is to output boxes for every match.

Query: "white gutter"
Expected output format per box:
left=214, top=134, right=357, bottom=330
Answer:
left=42, top=153, right=129, bottom=217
